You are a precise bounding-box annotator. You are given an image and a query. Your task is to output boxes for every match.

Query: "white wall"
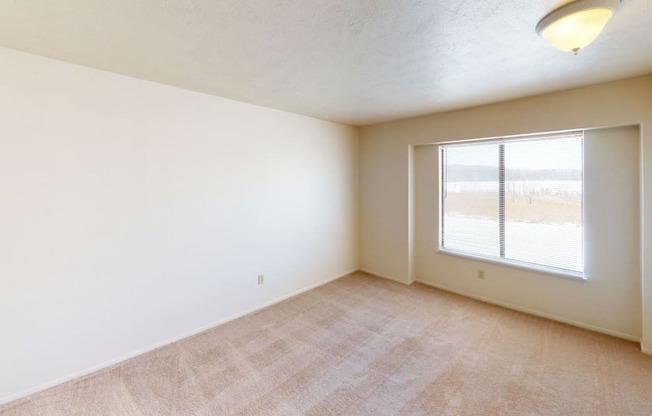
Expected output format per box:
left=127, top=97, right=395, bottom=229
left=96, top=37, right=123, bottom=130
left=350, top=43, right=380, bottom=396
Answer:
left=359, top=75, right=652, bottom=350
left=0, top=47, right=358, bottom=402
left=414, top=126, right=640, bottom=339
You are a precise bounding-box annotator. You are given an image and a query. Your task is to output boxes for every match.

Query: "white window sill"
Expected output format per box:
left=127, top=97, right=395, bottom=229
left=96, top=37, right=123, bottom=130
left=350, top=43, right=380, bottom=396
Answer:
left=437, top=248, right=587, bottom=281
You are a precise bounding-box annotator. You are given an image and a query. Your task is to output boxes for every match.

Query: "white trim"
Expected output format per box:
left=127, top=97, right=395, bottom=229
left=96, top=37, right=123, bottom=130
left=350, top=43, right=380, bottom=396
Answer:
left=407, top=145, right=416, bottom=284
left=436, top=249, right=586, bottom=281
left=359, top=268, right=411, bottom=285
left=416, top=279, right=640, bottom=343
left=643, top=345, right=652, bottom=356
left=433, top=127, right=586, bottom=146
left=438, top=130, right=583, bottom=149
left=0, top=268, right=357, bottom=406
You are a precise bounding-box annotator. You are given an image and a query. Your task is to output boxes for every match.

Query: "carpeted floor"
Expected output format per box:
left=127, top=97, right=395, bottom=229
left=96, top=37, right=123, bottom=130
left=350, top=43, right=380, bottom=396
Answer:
left=2, top=272, right=652, bottom=415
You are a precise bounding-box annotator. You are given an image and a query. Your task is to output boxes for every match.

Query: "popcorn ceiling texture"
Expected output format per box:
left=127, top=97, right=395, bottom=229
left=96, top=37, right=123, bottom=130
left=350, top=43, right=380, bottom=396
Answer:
left=2, top=272, right=651, bottom=415
left=0, top=1, right=650, bottom=125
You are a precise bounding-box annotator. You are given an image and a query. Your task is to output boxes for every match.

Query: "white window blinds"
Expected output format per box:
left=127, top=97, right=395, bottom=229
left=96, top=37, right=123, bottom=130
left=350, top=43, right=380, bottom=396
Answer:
left=440, top=132, right=583, bottom=275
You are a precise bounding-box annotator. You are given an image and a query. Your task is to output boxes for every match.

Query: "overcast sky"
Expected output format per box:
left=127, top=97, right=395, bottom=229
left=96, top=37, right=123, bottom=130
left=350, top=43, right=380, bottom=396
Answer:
left=444, top=137, right=582, bottom=171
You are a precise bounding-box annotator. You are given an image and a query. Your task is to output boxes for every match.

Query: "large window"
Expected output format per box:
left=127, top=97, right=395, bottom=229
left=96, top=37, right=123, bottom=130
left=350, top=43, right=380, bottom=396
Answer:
left=440, top=132, right=583, bottom=276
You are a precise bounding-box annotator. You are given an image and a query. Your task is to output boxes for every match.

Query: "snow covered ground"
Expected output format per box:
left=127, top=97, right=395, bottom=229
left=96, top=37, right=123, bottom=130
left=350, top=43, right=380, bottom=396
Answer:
left=442, top=217, right=582, bottom=272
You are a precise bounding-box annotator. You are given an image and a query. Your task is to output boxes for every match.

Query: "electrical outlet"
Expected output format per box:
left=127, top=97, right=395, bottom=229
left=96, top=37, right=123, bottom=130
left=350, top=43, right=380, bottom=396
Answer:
left=257, top=274, right=265, bottom=285
left=477, top=269, right=485, bottom=280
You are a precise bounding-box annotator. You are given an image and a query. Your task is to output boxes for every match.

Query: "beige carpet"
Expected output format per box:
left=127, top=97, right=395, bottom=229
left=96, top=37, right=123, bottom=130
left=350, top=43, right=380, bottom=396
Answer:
left=2, top=272, right=652, bottom=415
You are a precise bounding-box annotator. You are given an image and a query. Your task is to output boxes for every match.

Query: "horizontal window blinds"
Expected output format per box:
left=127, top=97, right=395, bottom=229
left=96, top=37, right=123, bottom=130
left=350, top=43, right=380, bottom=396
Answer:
left=440, top=132, right=583, bottom=274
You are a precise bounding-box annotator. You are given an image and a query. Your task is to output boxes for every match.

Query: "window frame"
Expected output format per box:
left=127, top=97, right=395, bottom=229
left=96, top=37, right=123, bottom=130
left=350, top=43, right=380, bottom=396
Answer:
left=437, top=132, right=586, bottom=281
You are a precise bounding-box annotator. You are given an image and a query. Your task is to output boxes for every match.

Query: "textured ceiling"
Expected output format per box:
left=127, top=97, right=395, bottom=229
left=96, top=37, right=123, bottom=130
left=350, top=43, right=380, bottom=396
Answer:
left=0, top=0, right=651, bottom=126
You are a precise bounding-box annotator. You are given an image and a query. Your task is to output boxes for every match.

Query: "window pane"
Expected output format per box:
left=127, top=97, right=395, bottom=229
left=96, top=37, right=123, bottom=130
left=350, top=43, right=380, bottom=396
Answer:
left=503, top=137, right=583, bottom=272
left=442, top=143, right=500, bottom=257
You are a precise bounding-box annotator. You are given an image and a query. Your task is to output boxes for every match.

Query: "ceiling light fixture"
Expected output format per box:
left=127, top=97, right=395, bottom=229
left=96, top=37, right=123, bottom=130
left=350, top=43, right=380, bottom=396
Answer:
left=536, top=0, right=621, bottom=55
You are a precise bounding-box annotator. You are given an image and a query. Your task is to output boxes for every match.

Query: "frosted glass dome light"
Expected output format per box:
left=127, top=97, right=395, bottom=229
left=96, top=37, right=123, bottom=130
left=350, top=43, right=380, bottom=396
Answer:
left=536, top=0, right=621, bottom=55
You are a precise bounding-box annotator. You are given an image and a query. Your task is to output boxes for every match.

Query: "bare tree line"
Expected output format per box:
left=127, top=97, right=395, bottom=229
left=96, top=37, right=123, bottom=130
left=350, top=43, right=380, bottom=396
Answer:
left=447, top=165, right=581, bottom=182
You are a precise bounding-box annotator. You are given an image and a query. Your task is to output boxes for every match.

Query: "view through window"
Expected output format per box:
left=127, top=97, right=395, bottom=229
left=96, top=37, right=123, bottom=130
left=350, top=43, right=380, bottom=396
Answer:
left=440, top=132, right=583, bottom=275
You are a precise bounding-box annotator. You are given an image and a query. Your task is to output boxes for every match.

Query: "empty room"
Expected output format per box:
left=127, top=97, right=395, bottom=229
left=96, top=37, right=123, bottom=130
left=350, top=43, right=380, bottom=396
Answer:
left=1, top=0, right=652, bottom=415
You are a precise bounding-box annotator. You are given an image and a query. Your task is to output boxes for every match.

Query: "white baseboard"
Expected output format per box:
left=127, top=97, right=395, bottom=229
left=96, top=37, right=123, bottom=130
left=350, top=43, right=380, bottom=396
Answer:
left=416, top=279, right=641, bottom=344
left=0, top=268, right=357, bottom=406
left=359, top=268, right=411, bottom=285
left=642, top=345, right=652, bottom=355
